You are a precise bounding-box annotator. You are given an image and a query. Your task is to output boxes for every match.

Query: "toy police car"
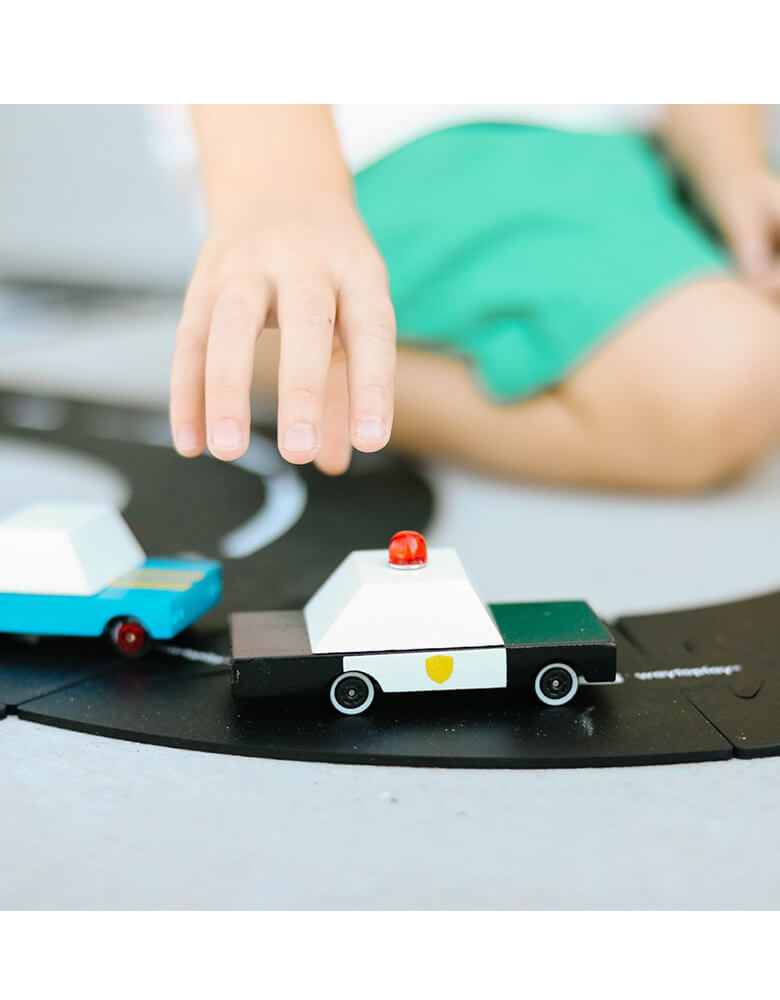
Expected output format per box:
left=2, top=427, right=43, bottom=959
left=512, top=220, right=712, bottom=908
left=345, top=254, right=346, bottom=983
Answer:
left=231, top=530, right=616, bottom=712
left=0, top=503, right=221, bottom=656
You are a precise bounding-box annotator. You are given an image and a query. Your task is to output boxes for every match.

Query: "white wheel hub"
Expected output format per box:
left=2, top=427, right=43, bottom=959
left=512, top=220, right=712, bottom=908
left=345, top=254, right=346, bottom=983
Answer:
left=534, top=663, right=579, bottom=706
left=330, top=671, right=376, bottom=715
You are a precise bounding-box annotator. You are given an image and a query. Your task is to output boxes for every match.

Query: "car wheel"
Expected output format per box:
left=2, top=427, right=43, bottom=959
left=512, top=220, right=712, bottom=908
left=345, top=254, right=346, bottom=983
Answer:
left=109, top=617, right=151, bottom=658
left=534, top=662, right=579, bottom=706
left=330, top=671, right=376, bottom=715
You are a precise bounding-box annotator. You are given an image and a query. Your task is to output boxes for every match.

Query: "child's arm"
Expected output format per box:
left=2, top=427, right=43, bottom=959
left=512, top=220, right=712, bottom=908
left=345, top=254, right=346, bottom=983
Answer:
left=170, top=105, right=396, bottom=470
left=660, top=105, right=780, bottom=297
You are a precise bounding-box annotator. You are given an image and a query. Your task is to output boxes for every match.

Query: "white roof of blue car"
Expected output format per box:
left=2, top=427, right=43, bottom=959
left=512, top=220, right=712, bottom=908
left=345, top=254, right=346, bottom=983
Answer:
left=0, top=503, right=145, bottom=596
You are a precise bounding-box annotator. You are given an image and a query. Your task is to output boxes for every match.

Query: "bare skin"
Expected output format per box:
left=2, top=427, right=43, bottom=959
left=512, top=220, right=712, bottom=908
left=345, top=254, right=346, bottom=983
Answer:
left=170, top=106, right=395, bottom=471
left=254, top=277, right=780, bottom=491
left=663, top=105, right=780, bottom=297
left=174, top=104, right=780, bottom=491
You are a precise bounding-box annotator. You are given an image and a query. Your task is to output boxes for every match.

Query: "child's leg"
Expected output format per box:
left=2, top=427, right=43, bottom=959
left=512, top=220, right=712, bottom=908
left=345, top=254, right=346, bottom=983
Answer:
left=391, top=278, right=780, bottom=492
left=254, top=277, right=780, bottom=491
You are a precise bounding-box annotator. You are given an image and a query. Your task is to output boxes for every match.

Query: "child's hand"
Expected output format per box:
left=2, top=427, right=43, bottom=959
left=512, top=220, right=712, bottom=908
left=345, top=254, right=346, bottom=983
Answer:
left=701, top=167, right=780, bottom=298
left=169, top=192, right=396, bottom=474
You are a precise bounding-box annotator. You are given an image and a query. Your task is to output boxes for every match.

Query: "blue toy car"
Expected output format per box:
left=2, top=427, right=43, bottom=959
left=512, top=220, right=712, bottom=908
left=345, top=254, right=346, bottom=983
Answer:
left=0, top=504, right=222, bottom=657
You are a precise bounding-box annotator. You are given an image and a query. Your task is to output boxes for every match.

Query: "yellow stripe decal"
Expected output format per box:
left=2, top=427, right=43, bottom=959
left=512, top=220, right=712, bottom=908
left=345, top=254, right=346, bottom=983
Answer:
left=121, top=570, right=204, bottom=580
left=109, top=569, right=205, bottom=591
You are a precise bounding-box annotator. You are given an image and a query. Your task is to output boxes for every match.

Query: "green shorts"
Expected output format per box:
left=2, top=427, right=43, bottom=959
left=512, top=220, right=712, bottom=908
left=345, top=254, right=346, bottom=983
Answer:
left=354, top=124, right=729, bottom=401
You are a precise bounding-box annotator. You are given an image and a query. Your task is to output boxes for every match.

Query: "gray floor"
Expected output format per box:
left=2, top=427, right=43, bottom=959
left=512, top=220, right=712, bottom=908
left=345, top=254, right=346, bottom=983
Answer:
left=2, top=296, right=780, bottom=909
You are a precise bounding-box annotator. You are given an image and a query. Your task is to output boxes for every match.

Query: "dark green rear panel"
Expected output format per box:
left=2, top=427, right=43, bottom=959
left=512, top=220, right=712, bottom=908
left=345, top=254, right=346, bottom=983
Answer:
left=489, top=601, right=617, bottom=686
left=490, top=601, right=612, bottom=646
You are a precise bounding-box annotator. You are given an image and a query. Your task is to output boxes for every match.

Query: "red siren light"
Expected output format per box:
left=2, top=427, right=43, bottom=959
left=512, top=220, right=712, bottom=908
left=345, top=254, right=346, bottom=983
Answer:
left=388, top=530, right=427, bottom=569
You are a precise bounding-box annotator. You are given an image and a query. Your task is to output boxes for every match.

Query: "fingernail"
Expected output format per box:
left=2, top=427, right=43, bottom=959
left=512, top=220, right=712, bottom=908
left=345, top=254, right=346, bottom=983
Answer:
left=212, top=418, right=242, bottom=451
left=175, top=423, right=199, bottom=452
left=283, top=422, right=317, bottom=453
left=355, top=417, right=386, bottom=443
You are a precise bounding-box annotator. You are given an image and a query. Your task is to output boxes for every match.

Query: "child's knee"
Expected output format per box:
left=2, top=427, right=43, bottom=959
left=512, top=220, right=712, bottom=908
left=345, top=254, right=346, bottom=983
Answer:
left=630, top=304, right=780, bottom=490
left=660, top=369, right=776, bottom=490
left=573, top=281, right=780, bottom=491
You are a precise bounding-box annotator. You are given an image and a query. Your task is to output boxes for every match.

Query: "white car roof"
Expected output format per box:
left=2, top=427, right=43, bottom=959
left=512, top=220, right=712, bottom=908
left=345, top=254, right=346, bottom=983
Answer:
left=303, top=547, right=502, bottom=654
left=0, top=503, right=145, bottom=596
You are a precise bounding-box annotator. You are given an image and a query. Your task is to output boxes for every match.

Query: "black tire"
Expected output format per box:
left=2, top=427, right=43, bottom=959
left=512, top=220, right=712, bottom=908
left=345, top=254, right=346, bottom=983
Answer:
left=329, top=671, right=376, bottom=715
left=534, top=662, right=579, bottom=706
left=108, top=617, right=151, bottom=658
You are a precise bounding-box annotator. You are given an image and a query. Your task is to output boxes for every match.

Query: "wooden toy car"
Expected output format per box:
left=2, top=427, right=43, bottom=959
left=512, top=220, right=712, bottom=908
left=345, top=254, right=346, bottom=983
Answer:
left=231, top=530, right=616, bottom=712
left=0, top=503, right=221, bottom=656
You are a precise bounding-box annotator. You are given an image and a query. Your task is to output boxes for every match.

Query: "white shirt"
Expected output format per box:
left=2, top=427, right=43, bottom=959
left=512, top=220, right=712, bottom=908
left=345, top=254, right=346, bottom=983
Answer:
left=332, top=104, right=663, bottom=171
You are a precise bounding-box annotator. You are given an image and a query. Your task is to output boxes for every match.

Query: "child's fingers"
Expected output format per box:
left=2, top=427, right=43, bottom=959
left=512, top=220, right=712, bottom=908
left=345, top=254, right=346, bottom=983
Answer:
left=275, top=279, right=337, bottom=464
left=724, top=206, right=772, bottom=281
left=762, top=198, right=780, bottom=299
left=204, top=281, right=269, bottom=461
left=170, top=307, right=210, bottom=457
left=734, top=235, right=774, bottom=282
left=757, top=263, right=780, bottom=299
left=338, top=283, right=396, bottom=452
left=314, top=347, right=352, bottom=476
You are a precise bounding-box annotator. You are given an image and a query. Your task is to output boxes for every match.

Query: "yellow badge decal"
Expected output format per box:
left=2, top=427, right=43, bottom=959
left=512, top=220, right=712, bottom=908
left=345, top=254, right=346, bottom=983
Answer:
left=426, top=654, right=454, bottom=685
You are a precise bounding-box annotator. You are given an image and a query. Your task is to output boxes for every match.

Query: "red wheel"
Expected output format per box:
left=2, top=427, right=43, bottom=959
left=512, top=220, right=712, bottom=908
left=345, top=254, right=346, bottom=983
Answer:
left=110, top=618, right=151, bottom=658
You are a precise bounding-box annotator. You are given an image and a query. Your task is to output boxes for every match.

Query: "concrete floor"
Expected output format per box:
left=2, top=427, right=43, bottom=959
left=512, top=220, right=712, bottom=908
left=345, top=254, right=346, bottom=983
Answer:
left=2, top=294, right=780, bottom=909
